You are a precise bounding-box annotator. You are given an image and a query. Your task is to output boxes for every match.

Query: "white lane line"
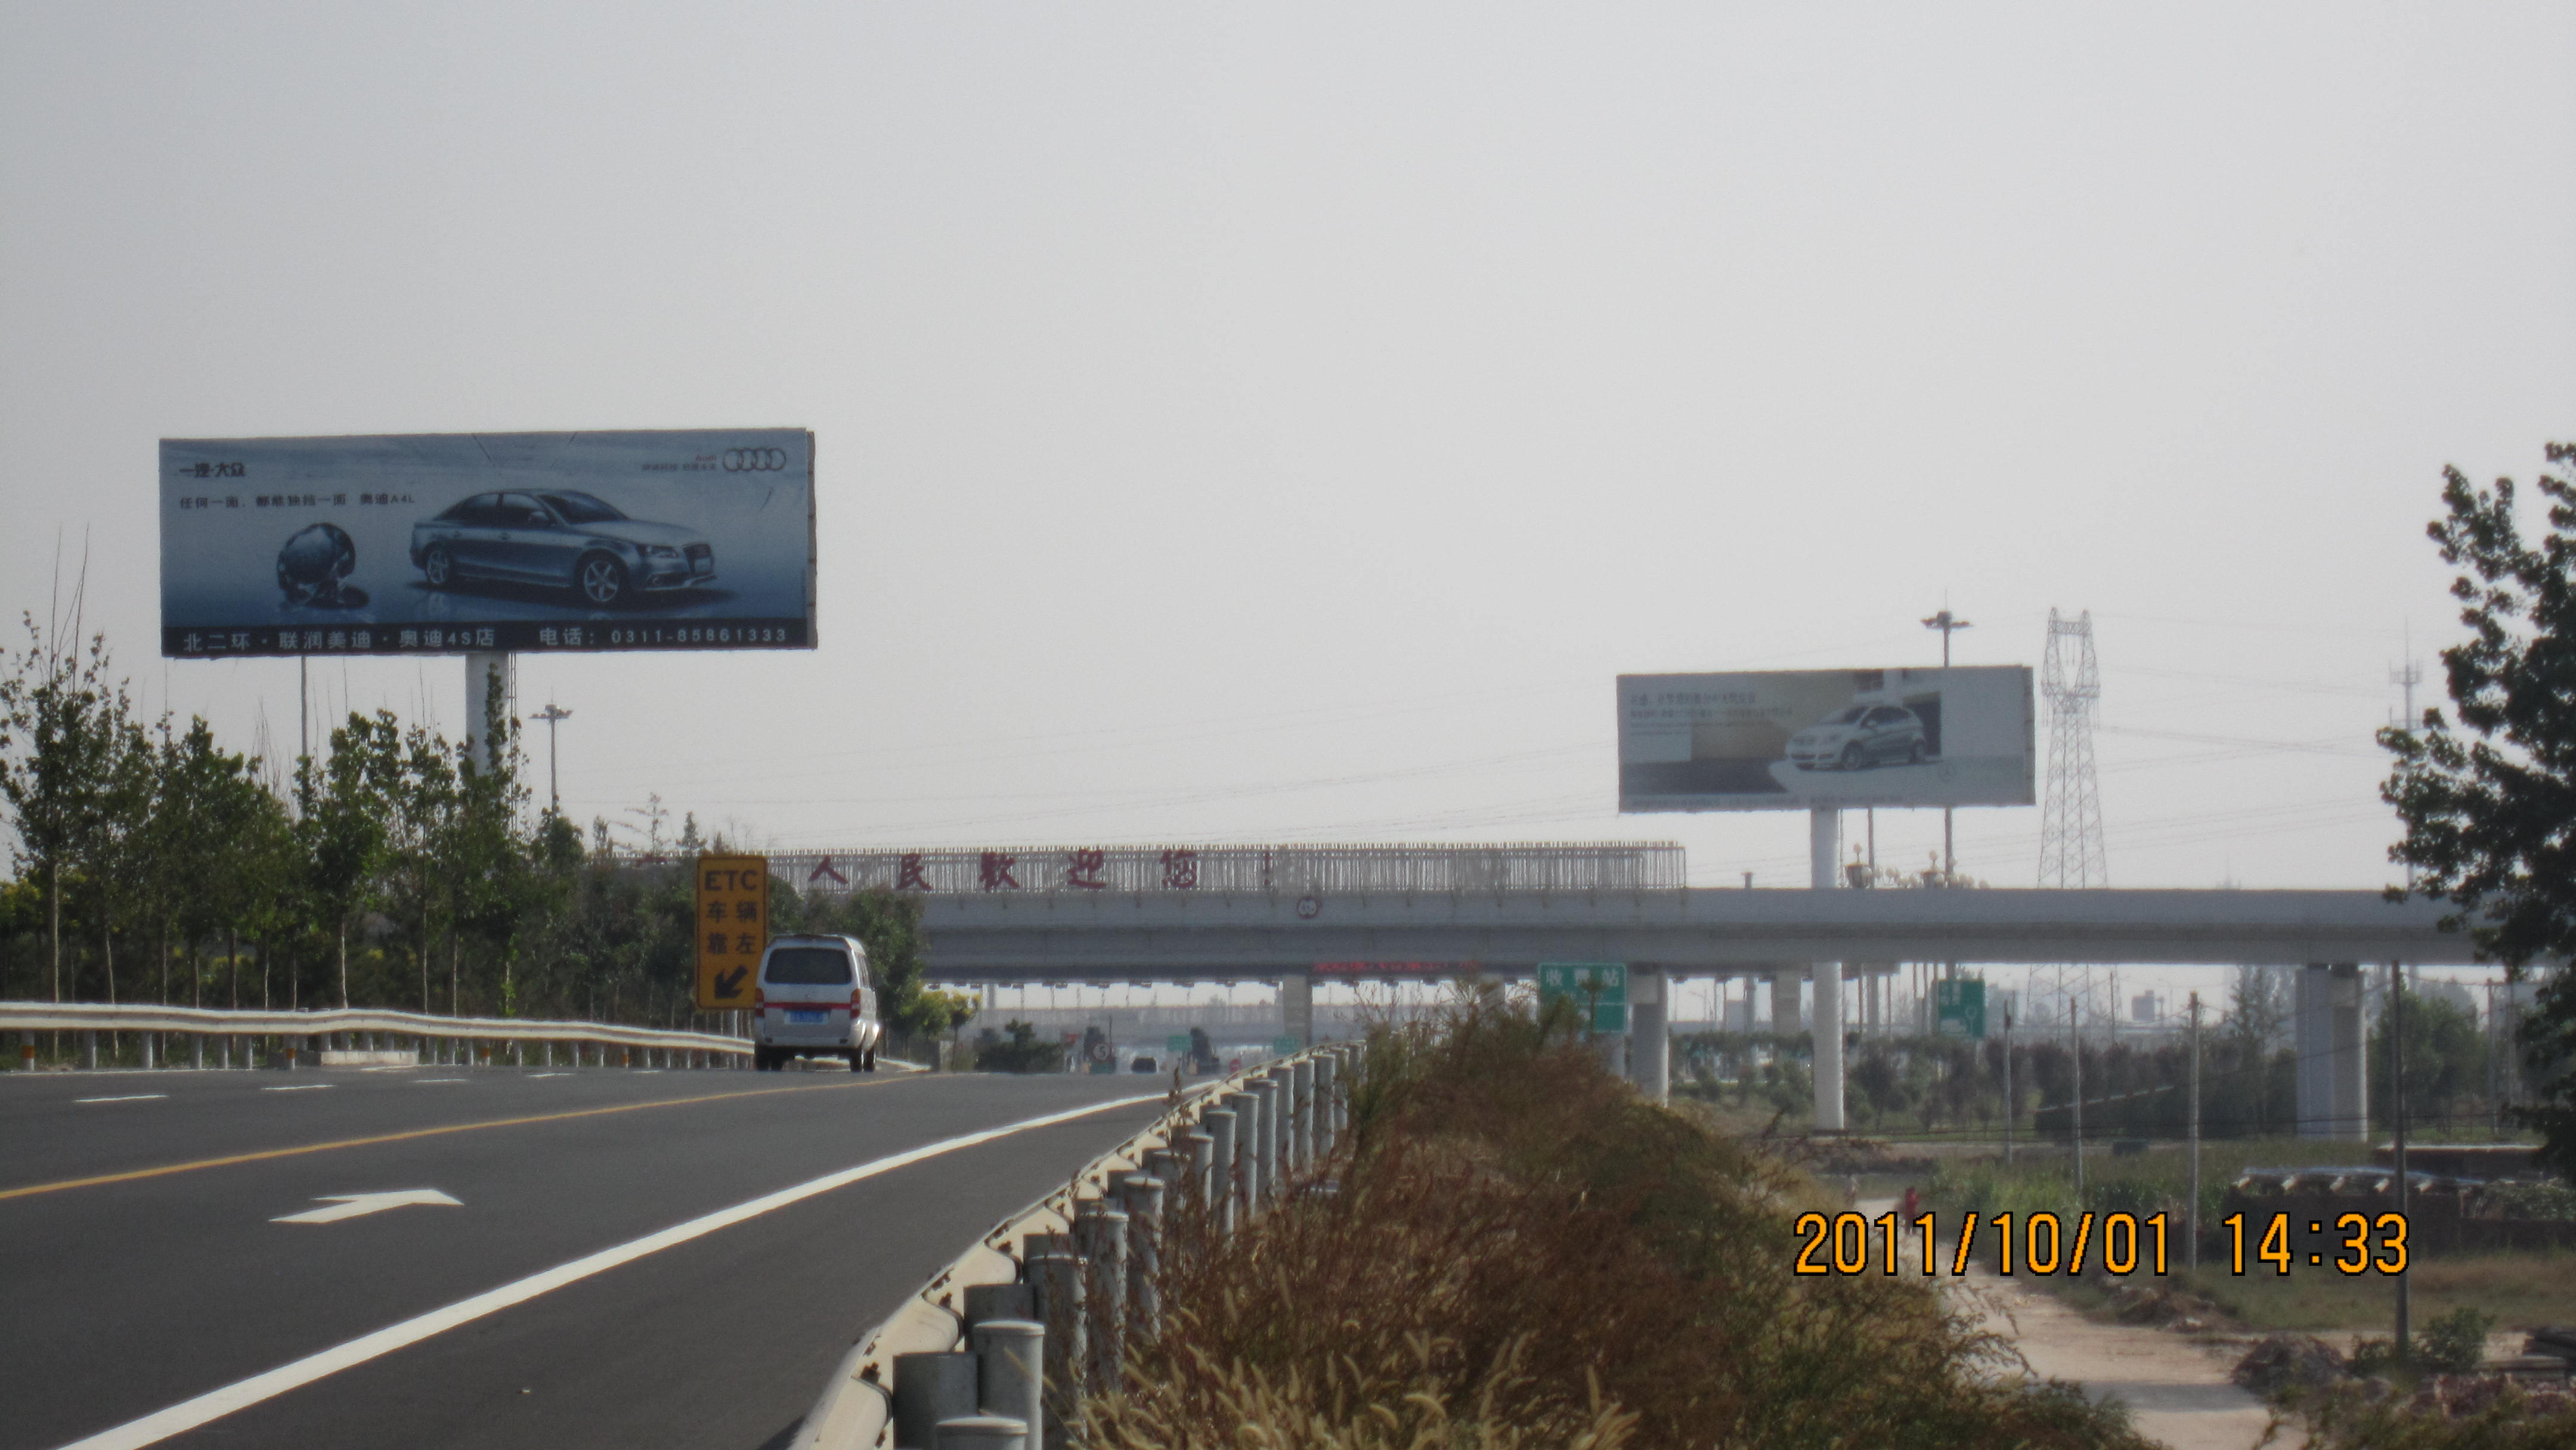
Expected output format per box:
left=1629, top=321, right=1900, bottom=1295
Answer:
left=55, top=1090, right=1163, bottom=1450
left=412, top=1079, right=466, bottom=1085
left=526, top=1073, right=570, bottom=1079
left=259, top=1085, right=335, bottom=1093
left=75, top=1094, right=169, bottom=1104
left=273, top=1189, right=462, bottom=1224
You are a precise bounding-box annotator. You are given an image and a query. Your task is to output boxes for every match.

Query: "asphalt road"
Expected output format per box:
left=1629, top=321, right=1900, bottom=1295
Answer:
left=1, top=1062, right=1171, bottom=1450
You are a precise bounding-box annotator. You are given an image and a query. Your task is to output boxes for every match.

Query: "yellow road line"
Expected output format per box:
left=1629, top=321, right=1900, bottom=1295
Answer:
left=0, top=1076, right=899, bottom=1202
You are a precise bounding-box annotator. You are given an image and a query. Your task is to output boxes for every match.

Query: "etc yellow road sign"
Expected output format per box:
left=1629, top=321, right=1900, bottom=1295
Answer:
left=695, top=854, right=769, bottom=1011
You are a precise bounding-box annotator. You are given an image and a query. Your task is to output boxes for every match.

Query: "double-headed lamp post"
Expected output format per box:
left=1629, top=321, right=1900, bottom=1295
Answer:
left=1921, top=608, right=1971, bottom=879
left=529, top=703, right=574, bottom=814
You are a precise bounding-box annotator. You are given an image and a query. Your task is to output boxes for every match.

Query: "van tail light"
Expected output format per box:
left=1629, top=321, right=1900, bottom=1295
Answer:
left=754, top=989, right=766, bottom=1010
left=850, top=989, right=863, bottom=1011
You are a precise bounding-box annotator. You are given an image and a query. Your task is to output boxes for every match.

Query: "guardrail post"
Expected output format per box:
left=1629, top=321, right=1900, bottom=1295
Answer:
left=1199, top=1113, right=1235, bottom=1233
left=1030, top=1252, right=1084, bottom=1449
left=970, top=1319, right=1044, bottom=1450
left=1311, top=1052, right=1337, bottom=1157
left=81, top=1030, right=97, bottom=1071
left=140, top=1033, right=154, bottom=1070
left=1074, top=1200, right=1128, bottom=1392
left=1249, top=1077, right=1281, bottom=1204
left=1119, top=1174, right=1165, bottom=1337
left=891, top=1351, right=979, bottom=1450
left=934, top=1415, right=1028, bottom=1450
left=1181, top=1129, right=1215, bottom=1218
left=1289, top=1058, right=1314, bottom=1171
left=965, top=1282, right=1035, bottom=1328
left=1220, top=1092, right=1258, bottom=1219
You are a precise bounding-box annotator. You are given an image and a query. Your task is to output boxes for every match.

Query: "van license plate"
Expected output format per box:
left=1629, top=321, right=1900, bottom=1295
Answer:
left=787, top=1009, right=826, bottom=1024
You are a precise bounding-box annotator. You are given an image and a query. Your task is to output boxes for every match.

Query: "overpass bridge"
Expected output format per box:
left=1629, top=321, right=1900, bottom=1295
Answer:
left=754, top=842, right=2475, bottom=1141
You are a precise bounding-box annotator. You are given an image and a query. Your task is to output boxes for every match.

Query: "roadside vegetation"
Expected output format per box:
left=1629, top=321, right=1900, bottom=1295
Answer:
left=0, top=616, right=969, bottom=1043
left=1083, top=996, right=2156, bottom=1450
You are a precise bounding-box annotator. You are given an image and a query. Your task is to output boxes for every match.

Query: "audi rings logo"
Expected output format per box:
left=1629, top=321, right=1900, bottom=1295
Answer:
left=723, top=447, right=789, bottom=472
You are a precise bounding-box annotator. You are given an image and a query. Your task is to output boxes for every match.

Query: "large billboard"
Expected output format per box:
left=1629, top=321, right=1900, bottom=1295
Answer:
left=1618, top=666, right=2035, bottom=811
left=160, top=429, right=815, bottom=656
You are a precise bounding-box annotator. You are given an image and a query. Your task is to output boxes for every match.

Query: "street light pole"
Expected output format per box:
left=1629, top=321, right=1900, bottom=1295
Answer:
left=530, top=703, right=574, bottom=814
left=1921, top=608, right=1971, bottom=879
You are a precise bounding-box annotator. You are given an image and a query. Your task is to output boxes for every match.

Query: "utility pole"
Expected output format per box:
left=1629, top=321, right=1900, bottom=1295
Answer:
left=2393, top=642, right=2423, bottom=890
left=2070, top=996, right=2085, bottom=1199
left=1922, top=608, right=1971, bottom=878
left=2392, top=961, right=2411, bottom=1362
left=2002, top=1006, right=2014, bottom=1166
left=530, top=703, right=574, bottom=814
left=2188, top=990, right=2203, bottom=1270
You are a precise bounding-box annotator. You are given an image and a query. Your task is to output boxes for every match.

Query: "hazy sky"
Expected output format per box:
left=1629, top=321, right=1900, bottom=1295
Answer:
left=5, top=4, right=2572, bottom=937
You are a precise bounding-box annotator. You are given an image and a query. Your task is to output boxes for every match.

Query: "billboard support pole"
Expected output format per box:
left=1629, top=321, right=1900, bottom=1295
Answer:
left=1810, top=809, right=1845, bottom=1133
left=465, top=652, right=516, bottom=774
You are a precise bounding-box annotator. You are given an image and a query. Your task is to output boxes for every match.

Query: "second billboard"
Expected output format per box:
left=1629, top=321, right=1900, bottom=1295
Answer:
left=1618, top=666, right=2035, bottom=811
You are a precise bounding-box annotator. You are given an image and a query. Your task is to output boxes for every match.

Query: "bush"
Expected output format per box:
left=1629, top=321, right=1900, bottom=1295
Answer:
left=2234, top=1333, right=2348, bottom=1399
left=1095, top=997, right=2156, bottom=1450
left=971, top=1019, right=1064, bottom=1073
left=2419, top=1307, right=2497, bottom=1375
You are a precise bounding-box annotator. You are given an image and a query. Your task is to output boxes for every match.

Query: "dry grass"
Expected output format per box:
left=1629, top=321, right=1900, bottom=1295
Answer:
left=2172, top=1250, right=2576, bottom=1334
left=1086, top=1000, right=2158, bottom=1450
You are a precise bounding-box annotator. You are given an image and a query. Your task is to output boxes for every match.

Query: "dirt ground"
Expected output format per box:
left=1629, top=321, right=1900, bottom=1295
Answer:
left=1855, top=1198, right=2298, bottom=1450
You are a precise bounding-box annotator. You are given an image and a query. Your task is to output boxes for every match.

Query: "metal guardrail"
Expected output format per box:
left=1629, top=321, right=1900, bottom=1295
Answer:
left=793, top=1043, right=1358, bottom=1450
left=0, top=1000, right=751, bottom=1067
left=608, top=842, right=1689, bottom=897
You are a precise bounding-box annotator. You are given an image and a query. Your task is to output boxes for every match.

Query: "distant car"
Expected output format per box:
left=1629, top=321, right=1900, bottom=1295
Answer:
left=1129, top=1054, right=1159, bottom=1074
left=751, top=934, right=882, bottom=1071
left=410, top=490, right=714, bottom=607
left=1787, top=704, right=1930, bottom=771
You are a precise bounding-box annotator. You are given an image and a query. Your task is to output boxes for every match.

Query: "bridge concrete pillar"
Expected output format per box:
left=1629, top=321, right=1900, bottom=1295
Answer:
left=1280, top=972, right=1313, bottom=1048
left=1810, top=809, right=1846, bottom=1132
left=2296, top=963, right=2368, bottom=1141
left=1629, top=969, right=1668, bottom=1102
left=1770, top=970, right=1802, bottom=1034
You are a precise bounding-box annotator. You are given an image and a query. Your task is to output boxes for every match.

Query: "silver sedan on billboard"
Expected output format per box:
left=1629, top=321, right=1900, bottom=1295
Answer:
left=410, top=489, right=714, bottom=607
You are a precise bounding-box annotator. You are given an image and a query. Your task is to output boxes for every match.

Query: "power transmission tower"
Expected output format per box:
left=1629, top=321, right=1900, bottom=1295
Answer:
left=2039, top=608, right=2107, bottom=888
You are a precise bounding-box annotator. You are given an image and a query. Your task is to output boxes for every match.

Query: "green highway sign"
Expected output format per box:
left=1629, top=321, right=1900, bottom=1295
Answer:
left=1272, top=1035, right=1299, bottom=1054
left=1166, top=1034, right=1191, bottom=1055
left=1936, top=978, right=1987, bottom=1040
left=1537, top=962, right=1628, bottom=1034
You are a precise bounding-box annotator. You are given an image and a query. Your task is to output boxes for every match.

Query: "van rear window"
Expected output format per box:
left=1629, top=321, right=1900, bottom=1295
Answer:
left=763, top=947, right=853, bottom=986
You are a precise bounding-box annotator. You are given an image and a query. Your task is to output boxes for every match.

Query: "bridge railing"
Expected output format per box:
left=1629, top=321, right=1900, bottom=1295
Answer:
left=0, top=1000, right=750, bottom=1069
left=613, top=841, right=1688, bottom=897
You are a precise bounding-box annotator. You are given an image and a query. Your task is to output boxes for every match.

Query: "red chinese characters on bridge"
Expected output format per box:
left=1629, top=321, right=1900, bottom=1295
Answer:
left=1160, top=848, right=1198, bottom=890
left=979, top=852, right=1020, bottom=891
left=1065, top=849, right=1107, bottom=890
left=896, top=853, right=931, bottom=891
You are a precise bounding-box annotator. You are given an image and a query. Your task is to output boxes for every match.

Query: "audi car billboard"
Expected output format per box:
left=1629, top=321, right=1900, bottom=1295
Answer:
left=159, top=429, right=816, bottom=657
left=1618, top=666, right=2035, bottom=811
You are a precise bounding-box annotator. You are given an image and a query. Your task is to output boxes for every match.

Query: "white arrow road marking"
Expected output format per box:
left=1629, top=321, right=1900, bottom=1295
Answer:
left=271, top=1190, right=463, bottom=1225
left=75, top=1095, right=168, bottom=1104
left=60, top=1089, right=1170, bottom=1450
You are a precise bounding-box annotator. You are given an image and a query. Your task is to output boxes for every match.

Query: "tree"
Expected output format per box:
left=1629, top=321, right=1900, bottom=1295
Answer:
left=2381, top=442, right=2576, bottom=1174
left=0, top=616, right=131, bottom=1001
left=2371, top=985, right=2487, bottom=1133
left=298, top=712, right=401, bottom=1008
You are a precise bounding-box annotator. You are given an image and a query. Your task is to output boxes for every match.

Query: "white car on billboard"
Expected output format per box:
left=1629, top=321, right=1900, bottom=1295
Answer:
left=1786, top=704, right=1931, bottom=771
left=409, top=489, right=715, bottom=608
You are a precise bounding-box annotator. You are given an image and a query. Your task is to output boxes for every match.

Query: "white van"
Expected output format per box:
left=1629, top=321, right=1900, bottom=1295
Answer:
left=753, top=933, right=884, bottom=1071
